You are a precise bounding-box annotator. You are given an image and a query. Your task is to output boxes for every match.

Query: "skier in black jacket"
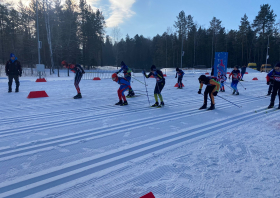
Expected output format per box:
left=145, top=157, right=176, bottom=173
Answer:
left=5, top=53, right=22, bottom=92
left=198, top=75, right=220, bottom=110
left=61, top=60, right=85, bottom=99
left=143, top=65, right=165, bottom=107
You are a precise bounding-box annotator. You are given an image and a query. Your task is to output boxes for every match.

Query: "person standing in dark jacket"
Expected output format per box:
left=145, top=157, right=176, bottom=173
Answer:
left=5, top=53, right=22, bottom=92
left=240, top=64, right=247, bottom=81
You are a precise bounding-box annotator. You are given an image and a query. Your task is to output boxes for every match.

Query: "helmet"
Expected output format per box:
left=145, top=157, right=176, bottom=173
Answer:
left=61, top=60, right=68, bottom=66
left=176, top=67, right=179, bottom=71
left=112, top=73, right=118, bottom=81
left=275, top=62, right=280, bottom=68
left=151, top=65, right=156, bottom=71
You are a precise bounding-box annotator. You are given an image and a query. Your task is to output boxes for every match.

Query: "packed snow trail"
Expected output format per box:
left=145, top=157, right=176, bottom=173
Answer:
left=0, top=69, right=280, bottom=198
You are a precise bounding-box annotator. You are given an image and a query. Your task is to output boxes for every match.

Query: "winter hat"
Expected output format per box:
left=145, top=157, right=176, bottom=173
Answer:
left=234, top=65, right=239, bottom=69
left=121, top=61, right=125, bottom=66
left=198, top=75, right=208, bottom=82
left=10, top=53, right=15, bottom=58
left=61, top=60, right=68, bottom=66
left=176, top=67, right=179, bottom=71
left=275, top=62, right=280, bottom=68
left=112, top=73, right=118, bottom=81
left=151, top=65, right=156, bottom=71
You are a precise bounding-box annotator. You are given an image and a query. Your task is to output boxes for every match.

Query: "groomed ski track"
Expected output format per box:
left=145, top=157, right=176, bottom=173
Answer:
left=0, top=70, right=279, bottom=198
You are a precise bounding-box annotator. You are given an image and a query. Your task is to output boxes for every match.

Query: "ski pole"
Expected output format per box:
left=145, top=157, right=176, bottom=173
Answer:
left=143, top=74, right=150, bottom=106
left=224, top=82, right=234, bottom=90
left=239, top=81, right=247, bottom=90
left=132, top=76, right=147, bottom=86
left=216, top=95, right=242, bottom=108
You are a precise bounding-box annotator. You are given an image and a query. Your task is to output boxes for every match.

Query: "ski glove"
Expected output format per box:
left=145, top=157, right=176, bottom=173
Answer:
left=213, top=91, right=218, bottom=96
left=198, top=89, right=202, bottom=94
left=267, top=81, right=269, bottom=85
left=116, top=72, right=119, bottom=74
left=142, top=70, right=146, bottom=75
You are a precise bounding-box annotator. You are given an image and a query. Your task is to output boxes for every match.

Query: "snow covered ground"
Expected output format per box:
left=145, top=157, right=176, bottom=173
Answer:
left=0, top=68, right=280, bottom=198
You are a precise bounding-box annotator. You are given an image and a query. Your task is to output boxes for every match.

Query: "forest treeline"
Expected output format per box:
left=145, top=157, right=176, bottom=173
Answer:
left=0, top=1, right=279, bottom=71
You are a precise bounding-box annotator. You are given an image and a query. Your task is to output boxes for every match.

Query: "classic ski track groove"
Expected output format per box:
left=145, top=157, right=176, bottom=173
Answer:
left=0, top=80, right=265, bottom=113
left=0, top=105, right=278, bottom=198
left=0, top=94, right=267, bottom=139
left=0, top=90, right=194, bottom=124
left=0, top=87, right=195, bottom=123
left=0, top=85, right=267, bottom=124
left=0, top=93, right=207, bottom=136
left=0, top=96, right=270, bottom=162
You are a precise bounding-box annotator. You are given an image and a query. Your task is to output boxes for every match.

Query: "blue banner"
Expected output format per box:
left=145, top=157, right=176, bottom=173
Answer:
left=213, top=52, right=228, bottom=77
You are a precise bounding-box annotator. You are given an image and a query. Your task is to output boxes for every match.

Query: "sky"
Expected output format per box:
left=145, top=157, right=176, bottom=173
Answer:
left=11, top=0, right=280, bottom=40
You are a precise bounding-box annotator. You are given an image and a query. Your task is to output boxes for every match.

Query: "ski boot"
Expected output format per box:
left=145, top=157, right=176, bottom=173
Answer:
left=232, top=90, right=236, bottom=95
left=208, top=104, right=215, bottom=110
left=130, top=90, right=135, bottom=97
left=73, top=93, right=82, bottom=99
left=199, top=104, right=207, bottom=110
left=15, top=87, right=19, bottom=92
left=236, top=92, right=239, bottom=95
left=151, top=102, right=159, bottom=107
left=115, top=100, right=123, bottom=105
left=266, top=92, right=271, bottom=96
left=278, top=104, right=280, bottom=109
left=160, top=101, right=165, bottom=106
left=121, top=101, right=128, bottom=106
left=126, top=90, right=135, bottom=98
left=268, top=102, right=274, bottom=109
left=8, top=88, right=12, bottom=93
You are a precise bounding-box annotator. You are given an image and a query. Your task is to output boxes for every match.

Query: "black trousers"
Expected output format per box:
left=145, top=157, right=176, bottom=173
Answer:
left=177, top=77, right=183, bottom=88
left=204, top=86, right=215, bottom=105
left=268, top=82, right=273, bottom=94
left=8, top=75, right=20, bottom=89
left=154, top=81, right=165, bottom=94
left=271, top=82, right=280, bottom=103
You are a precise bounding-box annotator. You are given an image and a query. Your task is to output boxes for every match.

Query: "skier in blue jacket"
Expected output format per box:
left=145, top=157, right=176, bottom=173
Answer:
left=267, top=62, right=280, bottom=109
left=116, top=61, right=135, bottom=97
left=112, top=73, right=130, bottom=106
left=175, top=67, right=185, bottom=89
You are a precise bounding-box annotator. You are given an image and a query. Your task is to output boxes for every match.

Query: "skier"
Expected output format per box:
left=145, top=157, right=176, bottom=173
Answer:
left=143, top=65, right=165, bottom=107
left=61, top=60, right=85, bottom=99
left=267, top=62, right=280, bottom=109
left=116, top=61, right=135, bottom=97
left=198, top=75, right=220, bottom=110
left=112, top=73, right=129, bottom=106
left=217, top=71, right=227, bottom=92
left=175, top=67, right=185, bottom=89
left=267, top=72, right=274, bottom=96
left=5, top=53, right=22, bottom=92
left=229, top=66, right=241, bottom=95
left=240, top=64, right=247, bottom=81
